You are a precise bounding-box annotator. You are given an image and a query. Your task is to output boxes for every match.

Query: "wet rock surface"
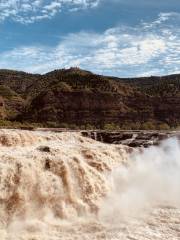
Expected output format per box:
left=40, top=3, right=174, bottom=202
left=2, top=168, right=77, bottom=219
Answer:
left=81, top=130, right=180, bottom=147
left=37, top=146, right=51, bottom=152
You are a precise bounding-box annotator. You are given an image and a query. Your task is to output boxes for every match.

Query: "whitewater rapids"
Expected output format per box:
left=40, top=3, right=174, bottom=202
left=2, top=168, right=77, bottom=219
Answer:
left=0, top=129, right=179, bottom=240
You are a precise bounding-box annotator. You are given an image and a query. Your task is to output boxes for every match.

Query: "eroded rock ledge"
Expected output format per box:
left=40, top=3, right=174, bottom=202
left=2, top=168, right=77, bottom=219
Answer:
left=81, top=130, right=180, bottom=147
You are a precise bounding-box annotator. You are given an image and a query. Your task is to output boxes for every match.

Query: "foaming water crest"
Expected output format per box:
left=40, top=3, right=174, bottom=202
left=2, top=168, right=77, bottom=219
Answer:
left=0, top=129, right=129, bottom=239
left=0, top=130, right=179, bottom=240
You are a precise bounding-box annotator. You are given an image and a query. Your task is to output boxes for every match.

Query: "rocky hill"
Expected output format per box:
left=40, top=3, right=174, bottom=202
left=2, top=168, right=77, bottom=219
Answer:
left=0, top=67, right=179, bottom=129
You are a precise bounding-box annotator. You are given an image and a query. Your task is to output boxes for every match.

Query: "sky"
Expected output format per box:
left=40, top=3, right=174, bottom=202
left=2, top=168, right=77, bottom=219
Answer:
left=0, top=0, right=180, bottom=77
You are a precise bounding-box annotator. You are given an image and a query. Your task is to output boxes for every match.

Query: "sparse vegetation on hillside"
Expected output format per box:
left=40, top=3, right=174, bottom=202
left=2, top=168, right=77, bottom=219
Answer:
left=0, top=85, right=19, bottom=99
left=119, top=75, right=180, bottom=97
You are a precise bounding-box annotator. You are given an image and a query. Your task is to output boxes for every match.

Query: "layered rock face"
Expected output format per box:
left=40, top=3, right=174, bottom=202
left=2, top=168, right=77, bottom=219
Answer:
left=0, top=68, right=179, bottom=127
left=23, top=91, right=132, bottom=125
left=22, top=91, right=180, bottom=127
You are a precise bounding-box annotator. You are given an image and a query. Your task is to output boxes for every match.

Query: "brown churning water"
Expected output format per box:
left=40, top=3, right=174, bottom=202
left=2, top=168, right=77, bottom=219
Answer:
left=0, top=129, right=179, bottom=240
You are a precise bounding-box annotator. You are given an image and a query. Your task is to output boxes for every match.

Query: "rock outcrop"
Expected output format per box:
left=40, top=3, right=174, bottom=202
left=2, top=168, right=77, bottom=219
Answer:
left=81, top=130, right=180, bottom=147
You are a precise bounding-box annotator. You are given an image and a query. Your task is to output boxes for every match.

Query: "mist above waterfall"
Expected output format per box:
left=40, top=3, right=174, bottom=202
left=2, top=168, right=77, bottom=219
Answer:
left=100, top=138, right=180, bottom=222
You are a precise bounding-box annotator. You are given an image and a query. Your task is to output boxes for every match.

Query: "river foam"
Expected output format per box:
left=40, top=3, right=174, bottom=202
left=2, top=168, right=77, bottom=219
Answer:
left=0, top=129, right=179, bottom=240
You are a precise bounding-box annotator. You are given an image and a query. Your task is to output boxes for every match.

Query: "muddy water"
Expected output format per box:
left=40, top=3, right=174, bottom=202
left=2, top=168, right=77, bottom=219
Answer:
left=0, top=130, right=179, bottom=240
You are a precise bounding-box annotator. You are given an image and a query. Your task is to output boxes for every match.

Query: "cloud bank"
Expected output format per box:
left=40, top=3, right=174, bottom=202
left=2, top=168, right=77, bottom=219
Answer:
left=0, top=12, right=180, bottom=77
left=0, top=0, right=100, bottom=23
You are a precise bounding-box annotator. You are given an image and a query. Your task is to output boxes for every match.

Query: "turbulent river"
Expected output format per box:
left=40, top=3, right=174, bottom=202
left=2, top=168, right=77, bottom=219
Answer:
left=0, top=129, right=179, bottom=240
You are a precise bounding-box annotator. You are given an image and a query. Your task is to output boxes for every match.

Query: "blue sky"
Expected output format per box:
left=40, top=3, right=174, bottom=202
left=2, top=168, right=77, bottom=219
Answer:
left=0, top=0, right=180, bottom=77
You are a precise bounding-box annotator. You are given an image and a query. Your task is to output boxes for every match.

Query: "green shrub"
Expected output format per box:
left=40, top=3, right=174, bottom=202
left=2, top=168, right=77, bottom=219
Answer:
left=85, top=124, right=96, bottom=130
left=141, top=122, right=156, bottom=130
left=103, top=123, right=120, bottom=131
left=158, top=123, right=170, bottom=130
left=52, top=82, right=72, bottom=92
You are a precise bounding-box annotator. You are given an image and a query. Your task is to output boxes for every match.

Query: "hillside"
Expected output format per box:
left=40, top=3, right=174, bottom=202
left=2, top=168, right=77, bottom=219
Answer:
left=118, top=74, right=180, bottom=97
left=0, top=67, right=179, bottom=129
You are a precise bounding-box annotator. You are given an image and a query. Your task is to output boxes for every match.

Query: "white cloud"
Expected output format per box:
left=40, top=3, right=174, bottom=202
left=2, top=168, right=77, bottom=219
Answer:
left=0, top=13, right=180, bottom=77
left=0, top=0, right=100, bottom=24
